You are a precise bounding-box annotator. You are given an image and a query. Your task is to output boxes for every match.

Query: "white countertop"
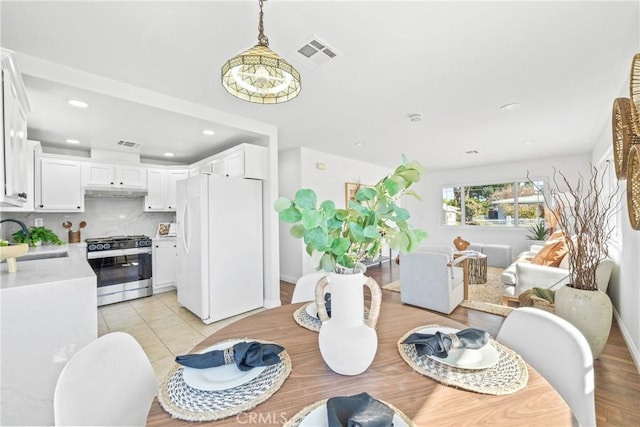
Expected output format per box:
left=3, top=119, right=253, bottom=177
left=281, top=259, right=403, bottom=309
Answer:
left=0, top=243, right=95, bottom=290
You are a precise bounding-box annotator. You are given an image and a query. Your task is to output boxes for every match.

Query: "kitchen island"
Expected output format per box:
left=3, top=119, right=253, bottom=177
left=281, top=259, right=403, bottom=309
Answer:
left=0, top=243, right=97, bottom=426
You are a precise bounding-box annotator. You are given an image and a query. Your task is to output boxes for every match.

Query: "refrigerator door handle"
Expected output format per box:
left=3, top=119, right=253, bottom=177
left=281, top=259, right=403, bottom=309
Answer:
left=181, top=201, right=190, bottom=254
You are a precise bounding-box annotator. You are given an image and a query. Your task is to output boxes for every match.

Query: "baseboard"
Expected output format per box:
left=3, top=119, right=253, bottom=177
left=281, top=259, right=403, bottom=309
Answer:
left=613, top=307, right=640, bottom=372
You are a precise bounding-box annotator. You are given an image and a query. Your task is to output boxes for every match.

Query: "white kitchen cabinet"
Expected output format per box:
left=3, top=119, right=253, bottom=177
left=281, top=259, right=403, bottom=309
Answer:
left=0, top=49, right=30, bottom=207
left=35, top=156, right=84, bottom=211
left=83, top=162, right=147, bottom=188
left=152, top=238, right=177, bottom=293
left=204, top=144, right=267, bottom=179
left=1, top=140, right=40, bottom=212
left=145, top=168, right=188, bottom=211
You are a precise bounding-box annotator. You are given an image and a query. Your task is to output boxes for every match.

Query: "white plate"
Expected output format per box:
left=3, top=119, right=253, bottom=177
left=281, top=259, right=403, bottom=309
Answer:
left=298, top=403, right=408, bottom=427
left=305, top=302, right=318, bottom=318
left=415, top=327, right=498, bottom=370
left=182, top=340, right=267, bottom=391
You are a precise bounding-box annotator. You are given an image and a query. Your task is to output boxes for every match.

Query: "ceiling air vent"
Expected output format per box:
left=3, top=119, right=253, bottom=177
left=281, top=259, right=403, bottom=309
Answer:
left=117, top=140, right=143, bottom=149
left=293, top=36, right=340, bottom=70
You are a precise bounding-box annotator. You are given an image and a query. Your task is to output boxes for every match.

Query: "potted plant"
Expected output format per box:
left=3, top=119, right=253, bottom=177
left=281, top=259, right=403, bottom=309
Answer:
left=12, top=226, right=64, bottom=247
left=541, top=164, right=620, bottom=358
left=274, top=156, right=427, bottom=374
left=525, top=220, right=549, bottom=244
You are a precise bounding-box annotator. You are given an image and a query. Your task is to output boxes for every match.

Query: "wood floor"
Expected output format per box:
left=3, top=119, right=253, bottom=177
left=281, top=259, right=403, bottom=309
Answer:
left=281, top=262, right=640, bottom=427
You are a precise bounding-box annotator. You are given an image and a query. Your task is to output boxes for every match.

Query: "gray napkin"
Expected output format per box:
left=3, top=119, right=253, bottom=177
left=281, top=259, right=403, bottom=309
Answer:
left=326, top=392, right=394, bottom=427
left=175, top=341, right=284, bottom=371
left=402, top=328, right=490, bottom=358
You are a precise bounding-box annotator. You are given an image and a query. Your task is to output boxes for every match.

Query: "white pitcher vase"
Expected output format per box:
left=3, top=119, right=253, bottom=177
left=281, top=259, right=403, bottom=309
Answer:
left=314, top=272, right=382, bottom=375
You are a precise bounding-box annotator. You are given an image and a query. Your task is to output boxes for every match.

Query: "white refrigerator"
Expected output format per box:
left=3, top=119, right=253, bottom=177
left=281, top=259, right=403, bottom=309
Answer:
left=176, top=174, right=263, bottom=324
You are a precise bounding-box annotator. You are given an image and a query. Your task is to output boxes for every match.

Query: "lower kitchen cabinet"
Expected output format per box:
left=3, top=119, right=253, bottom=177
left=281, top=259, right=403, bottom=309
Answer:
left=152, top=238, right=177, bottom=293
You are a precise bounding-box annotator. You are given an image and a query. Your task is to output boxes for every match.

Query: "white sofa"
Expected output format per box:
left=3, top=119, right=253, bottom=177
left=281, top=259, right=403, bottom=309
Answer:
left=399, top=246, right=464, bottom=314
left=502, top=243, right=614, bottom=300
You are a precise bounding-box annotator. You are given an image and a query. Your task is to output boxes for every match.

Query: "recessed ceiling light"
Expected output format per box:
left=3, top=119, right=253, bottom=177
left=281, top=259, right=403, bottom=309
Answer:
left=67, top=99, right=89, bottom=108
left=355, top=141, right=365, bottom=147
left=500, top=103, right=521, bottom=111
left=202, top=129, right=215, bottom=136
left=65, top=139, right=80, bottom=144
left=164, top=152, right=174, bottom=157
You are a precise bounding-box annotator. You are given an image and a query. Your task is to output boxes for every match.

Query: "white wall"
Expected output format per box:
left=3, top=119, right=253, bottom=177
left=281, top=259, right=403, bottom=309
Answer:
left=277, top=147, right=391, bottom=282
left=405, top=154, right=592, bottom=256
left=591, top=105, right=640, bottom=369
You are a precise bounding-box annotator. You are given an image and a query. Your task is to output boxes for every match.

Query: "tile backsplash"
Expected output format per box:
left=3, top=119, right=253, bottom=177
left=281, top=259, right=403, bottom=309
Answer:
left=1, top=198, right=175, bottom=242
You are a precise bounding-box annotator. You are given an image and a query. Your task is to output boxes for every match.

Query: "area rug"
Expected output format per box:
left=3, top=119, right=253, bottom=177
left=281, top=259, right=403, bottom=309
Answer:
left=382, top=267, right=513, bottom=317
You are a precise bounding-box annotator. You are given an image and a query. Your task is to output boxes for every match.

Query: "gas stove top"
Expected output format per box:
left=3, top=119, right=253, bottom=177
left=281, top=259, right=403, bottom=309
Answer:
left=86, top=235, right=152, bottom=252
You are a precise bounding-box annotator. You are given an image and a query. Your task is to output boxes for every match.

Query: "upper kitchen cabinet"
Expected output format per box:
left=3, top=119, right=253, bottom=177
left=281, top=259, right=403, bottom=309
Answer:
left=35, top=155, right=84, bottom=212
left=145, top=168, right=188, bottom=212
left=0, top=49, right=31, bottom=207
left=202, top=143, right=267, bottom=179
left=2, top=140, right=41, bottom=212
left=83, top=162, right=147, bottom=188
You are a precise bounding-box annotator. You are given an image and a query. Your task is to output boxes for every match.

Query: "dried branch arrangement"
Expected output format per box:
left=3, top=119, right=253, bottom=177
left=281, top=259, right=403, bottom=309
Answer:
left=548, top=164, right=621, bottom=290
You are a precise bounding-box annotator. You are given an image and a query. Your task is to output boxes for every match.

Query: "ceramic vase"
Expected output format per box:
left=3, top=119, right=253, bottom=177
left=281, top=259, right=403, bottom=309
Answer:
left=315, top=272, right=382, bottom=375
left=554, top=285, right=612, bottom=359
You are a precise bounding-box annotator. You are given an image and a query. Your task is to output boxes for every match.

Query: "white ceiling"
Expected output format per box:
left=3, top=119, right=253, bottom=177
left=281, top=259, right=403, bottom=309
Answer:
left=1, top=1, right=639, bottom=169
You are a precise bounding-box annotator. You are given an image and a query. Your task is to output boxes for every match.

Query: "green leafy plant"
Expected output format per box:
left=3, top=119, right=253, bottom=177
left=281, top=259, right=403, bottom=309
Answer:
left=526, top=221, right=549, bottom=241
left=274, top=156, right=428, bottom=273
left=12, top=226, right=64, bottom=247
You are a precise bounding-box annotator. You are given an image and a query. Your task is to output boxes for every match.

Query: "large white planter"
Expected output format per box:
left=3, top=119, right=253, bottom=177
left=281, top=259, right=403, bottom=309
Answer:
left=315, top=272, right=382, bottom=375
left=554, top=285, right=612, bottom=359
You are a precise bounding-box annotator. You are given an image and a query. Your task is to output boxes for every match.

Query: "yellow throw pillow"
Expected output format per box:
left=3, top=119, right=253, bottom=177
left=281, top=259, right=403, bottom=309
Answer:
left=531, top=240, right=567, bottom=267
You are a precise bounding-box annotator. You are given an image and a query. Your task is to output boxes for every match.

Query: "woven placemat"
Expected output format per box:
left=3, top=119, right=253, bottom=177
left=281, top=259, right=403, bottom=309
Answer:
left=157, top=339, right=292, bottom=421
left=397, top=325, right=528, bottom=395
left=293, top=302, right=369, bottom=332
left=283, top=396, right=415, bottom=427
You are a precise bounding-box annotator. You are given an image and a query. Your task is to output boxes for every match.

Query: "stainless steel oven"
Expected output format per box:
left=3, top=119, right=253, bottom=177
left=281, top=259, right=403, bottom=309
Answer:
left=86, top=235, right=153, bottom=306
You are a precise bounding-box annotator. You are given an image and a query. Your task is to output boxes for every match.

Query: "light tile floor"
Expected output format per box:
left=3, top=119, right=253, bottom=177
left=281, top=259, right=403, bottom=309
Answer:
left=97, top=291, right=263, bottom=382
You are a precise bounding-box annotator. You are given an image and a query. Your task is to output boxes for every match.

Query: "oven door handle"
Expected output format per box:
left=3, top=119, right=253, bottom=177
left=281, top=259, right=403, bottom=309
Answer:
left=87, top=247, right=152, bottom=259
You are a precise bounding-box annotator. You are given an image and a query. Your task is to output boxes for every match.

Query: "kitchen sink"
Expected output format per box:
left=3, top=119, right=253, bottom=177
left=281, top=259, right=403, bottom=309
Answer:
left=20, top=251, right=70, bottom=261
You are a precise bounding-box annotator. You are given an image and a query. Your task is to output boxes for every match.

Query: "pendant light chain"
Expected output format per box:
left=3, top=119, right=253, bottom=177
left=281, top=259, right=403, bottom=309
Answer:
left=257, top=0, right=269, bottom=47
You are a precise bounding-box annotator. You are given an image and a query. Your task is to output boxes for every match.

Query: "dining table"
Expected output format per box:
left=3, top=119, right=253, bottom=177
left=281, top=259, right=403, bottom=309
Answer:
left=147, top=298, right=572, bottom=426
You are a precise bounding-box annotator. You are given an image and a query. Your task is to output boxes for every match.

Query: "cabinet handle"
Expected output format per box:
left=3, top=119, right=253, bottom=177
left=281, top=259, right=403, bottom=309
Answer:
left=39, top=204, right=44, bottom=208
left=148, top=206, right=152, bottom=209
left=77, top=206, right=81, bottom=209
left=110, top=182, right=114, bottom=185
left=120, top=182, right=123, bottom=185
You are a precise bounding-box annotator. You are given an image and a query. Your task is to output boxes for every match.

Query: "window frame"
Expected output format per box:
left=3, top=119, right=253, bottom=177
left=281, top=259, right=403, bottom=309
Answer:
left=441, top=177, right=549, bottom=229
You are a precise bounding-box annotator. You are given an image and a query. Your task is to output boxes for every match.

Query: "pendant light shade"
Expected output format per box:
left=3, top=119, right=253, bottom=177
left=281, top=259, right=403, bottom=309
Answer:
left=221, top=0, right=301, bottom=104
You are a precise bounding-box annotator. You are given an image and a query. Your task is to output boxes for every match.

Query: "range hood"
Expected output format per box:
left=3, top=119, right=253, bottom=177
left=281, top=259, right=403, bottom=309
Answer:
left=84, top=186, right=148, bottom=198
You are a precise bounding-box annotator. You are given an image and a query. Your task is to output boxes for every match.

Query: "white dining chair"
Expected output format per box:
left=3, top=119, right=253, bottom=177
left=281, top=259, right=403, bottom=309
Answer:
left=53, top=332, right=158, bottom=426
left=496, top=307, right=596, bottom=427
left=291, top=271, right=329, bottom=303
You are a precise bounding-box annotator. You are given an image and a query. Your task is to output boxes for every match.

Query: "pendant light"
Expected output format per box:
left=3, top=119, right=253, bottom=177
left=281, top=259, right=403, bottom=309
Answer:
left=221, top=0, right=301, bottom=104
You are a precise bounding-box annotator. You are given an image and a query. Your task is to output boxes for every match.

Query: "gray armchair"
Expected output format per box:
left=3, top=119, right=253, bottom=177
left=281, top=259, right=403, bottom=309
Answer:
left=399, top=246, right=466, bottom=314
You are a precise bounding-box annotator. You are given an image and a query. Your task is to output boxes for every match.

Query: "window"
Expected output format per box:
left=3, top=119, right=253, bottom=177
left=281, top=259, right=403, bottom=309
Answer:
left=442, top=179, right=547, bottom=227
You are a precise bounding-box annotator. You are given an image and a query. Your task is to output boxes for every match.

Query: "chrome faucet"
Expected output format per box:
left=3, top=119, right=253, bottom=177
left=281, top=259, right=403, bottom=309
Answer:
left=0, top=219, right=29, bottom=238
